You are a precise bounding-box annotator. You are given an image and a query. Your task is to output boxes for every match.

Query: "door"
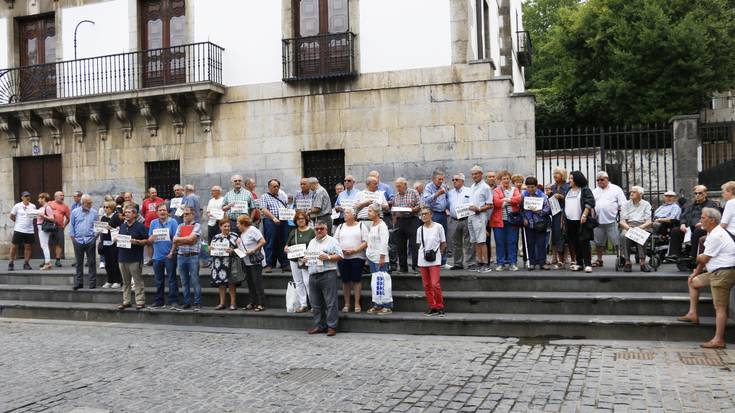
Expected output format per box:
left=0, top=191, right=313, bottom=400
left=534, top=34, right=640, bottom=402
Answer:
left=14, top=155, right=62, bottom=258
left=141, top=0, right=186, bottom=87
left=294, top=0, right=349, bottom=78
left=302, top=149, right=345, bottom=203
left=17, top=14, right=56, bottom=102
left=145, top=160, right=180, bottom=200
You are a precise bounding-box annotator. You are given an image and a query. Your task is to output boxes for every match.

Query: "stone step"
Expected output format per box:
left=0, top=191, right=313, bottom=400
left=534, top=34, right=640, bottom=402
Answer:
left=0, top=284, right=712, bottom=317
left=0, top=267, right=690, bottom=293
left=0, top=300, right=729, bottom=342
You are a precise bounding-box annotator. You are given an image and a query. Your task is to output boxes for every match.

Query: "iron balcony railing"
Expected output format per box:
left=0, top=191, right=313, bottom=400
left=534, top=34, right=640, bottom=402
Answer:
left=0, top=41, right=224, bottom=105
left=282, top=32, right=357, bottom=82
left=516, top=30, right=532, bottom=67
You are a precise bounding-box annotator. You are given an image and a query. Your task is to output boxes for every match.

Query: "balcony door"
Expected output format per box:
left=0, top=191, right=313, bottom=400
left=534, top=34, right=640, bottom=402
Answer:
left=294, top=0, right=350, bottom=78
left=17, top=14, right=56, bottom=102
left=141, top=0, right=186, bottom=87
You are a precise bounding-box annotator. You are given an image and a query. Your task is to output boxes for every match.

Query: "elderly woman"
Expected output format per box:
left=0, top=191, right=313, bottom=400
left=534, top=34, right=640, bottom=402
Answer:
left=100, top=200, right=122, bottom=288
left=490, top=170, right=522, bottom=271
left=522, top=177, right=551, bottom=270
left=36, top=193, right=55, bottom=270
left=511, top=174, right=525, bottom=193
left=211, top=219, right=244, bottom=310
left=366, top=203, right=392, bottom=314
left=546, top=167, right=571, bottom=269
left=237, top=214, right=267, bottom=311
left=721, top=181, right=735, bottom=230
left=417, top=207, right=447, bottom=316
left=334, top=207, right=368, bottom=313
left=619, top=186, right=653, bottom=272
left=564, top=171, right=596, bottom=272
left=285, top=210, right=315, bottom=313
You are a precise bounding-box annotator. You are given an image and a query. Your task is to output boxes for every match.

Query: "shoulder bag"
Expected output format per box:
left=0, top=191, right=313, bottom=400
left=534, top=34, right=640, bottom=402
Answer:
left=41, top=206, right=57, bottom=233
left=420, top=227, right=439, bottom=262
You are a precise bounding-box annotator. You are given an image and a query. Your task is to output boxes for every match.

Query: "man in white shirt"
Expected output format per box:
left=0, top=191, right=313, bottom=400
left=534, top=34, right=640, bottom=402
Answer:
left=9, top=191, right=37, bottom=271
left=677, top=208, right=735, bottom=349
left=468, top=166, right=493, bottom=272
left=354, top=176, right=389, bottom=224
left=447, top=173, right=475, bottom=270
left=592, top=171, right=627, bottom=267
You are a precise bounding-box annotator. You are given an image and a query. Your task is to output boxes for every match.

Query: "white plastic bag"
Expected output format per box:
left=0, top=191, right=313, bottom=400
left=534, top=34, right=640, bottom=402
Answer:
left=286, top=281, right=299, bottom=313
left=370, top=271, right=393, bottom=305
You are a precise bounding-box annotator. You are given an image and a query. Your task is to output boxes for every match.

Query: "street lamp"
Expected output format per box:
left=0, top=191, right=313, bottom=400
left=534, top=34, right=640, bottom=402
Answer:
left=74, top=20, right=95, bottom=60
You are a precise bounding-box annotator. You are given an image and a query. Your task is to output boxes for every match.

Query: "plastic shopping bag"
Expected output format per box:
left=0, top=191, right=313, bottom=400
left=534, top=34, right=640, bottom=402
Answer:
left=286, top=281, right=299, bottom=313
left=370, top=271, right=393, bottom=305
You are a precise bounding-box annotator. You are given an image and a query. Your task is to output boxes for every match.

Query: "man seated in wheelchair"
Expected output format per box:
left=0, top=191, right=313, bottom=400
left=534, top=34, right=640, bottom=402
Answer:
left=619, top=186, right=653, bottom=272
left=667, top=185, right=718, bottom=266
left=651, top=190, right=681, bottom=239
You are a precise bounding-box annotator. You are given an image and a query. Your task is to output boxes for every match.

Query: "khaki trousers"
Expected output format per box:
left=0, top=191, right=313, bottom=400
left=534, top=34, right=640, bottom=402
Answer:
left=120, top=261, right=145, bottom=305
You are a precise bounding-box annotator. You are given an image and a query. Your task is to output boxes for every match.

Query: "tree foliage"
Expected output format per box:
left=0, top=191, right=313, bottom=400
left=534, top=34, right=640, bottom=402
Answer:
left=523, top=0, right=735, bottom=128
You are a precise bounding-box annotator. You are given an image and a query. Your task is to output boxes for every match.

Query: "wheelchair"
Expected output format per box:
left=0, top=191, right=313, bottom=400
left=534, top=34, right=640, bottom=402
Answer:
left=614, top=230, right=660, bottom=272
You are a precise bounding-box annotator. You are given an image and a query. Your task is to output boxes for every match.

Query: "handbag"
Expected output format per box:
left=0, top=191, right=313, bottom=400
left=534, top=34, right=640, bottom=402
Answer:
left=248, top=249, right=265, bottom=265
left=420, top=227, right=438, bottom=262
left=41, top=206, right=56, bottom=233
left=507, top=208, right=524, bottom=226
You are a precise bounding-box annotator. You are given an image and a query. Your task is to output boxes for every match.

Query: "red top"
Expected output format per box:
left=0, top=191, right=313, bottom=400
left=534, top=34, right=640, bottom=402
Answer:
left=48, top=200, right=70, bottom=228
left=490, top=186, right=521, bottom=228
left=142, top=197, right=166, bottom=228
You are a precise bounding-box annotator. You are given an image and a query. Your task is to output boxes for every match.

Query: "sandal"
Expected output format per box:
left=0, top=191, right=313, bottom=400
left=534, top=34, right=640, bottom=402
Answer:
left=552, top=263, right=563, bottom=270
left=592, top=259, right=604, bottom=267
left=341, top=306, right=350, bottom=313
left=214, top=304, right=225, bottom=310
left=354, top=306, right=362, bottom=313
left=254, top=305, right=265, bottom=312
left=700, top=340, right=726, bottom=349
left=243, top=303, right=255, bottom=311
left=229, top=305, right=237, bottom=311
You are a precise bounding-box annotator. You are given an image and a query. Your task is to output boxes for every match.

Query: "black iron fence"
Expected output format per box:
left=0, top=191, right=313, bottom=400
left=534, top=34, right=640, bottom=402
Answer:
left=536, top=124, right=674, bottom=206
left=699, top=122, right=735, bottom=190
left=0, top=42, right=224, bottom=105
left=282, top=32, right=357, bottom=82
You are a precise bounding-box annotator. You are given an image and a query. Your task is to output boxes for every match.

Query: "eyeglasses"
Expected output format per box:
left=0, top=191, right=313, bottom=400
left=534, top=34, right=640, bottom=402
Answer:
left=451, top=179, right=460, bottom=181
left=183, top=212, right=193, bottom=215
left=596, top=178, right=607, bottom=181
left=233, top=180, right=242, bottom=183
left=344, top=179, right=353, bottom=182
left=694, top=192, right=704, bottom=195
left=315, top=227, right=327, bottom=231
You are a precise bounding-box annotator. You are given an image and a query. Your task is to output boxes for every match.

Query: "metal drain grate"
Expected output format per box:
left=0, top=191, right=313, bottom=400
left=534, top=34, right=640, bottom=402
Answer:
left=277, top=368, right=337, bottom=382
left=615, top=351, right=656, bottom=361
left=677, top=352, right=725, bottom=366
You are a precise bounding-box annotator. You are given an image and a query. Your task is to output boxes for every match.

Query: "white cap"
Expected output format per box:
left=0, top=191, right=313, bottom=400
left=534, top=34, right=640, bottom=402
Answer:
left=664, top=191, right=677, bottom=196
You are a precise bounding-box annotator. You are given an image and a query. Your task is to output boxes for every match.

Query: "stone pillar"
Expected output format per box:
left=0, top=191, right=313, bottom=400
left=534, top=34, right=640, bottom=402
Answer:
left=670, top=115, right=700, bottom=199
left=450, top=0, right=469, bottom=64
left=498, top=0, right=513, bottom=76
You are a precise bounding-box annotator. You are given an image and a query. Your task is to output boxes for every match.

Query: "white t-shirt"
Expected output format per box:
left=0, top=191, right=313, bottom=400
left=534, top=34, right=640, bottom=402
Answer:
left=593, top=184, right=627, bottom=224
left=365, top=220, right=389, bottom=263
left=11, top=202, right=37, bottom=234
left=416, top=223, right=446, bottom=267
left=334, top=222, right=369, bottom=260
left=239, top=226, right=264, bottom=266
left=722, top=198, right=735, bottom=229
left=356, top=190, right=387, bottom=220
left=206, top=197, right=225, bottom=227
left=703, top=225, right=735, bottom=273
left=565, top=189, right=582, bottom=220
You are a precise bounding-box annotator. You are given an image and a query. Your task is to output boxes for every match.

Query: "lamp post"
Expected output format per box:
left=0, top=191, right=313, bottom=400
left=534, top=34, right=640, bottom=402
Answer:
left=74, top=20, right=95, bottom=60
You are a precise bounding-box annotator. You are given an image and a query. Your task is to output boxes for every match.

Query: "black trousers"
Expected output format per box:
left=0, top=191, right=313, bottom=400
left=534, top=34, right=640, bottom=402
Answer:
left=669, top=226, right=707, bottom=258
left=102, top=245, right=122, bottom=284
left=565, top=219, right=591, bottom=267
left=395, top=217, right=420, bottom=270
left=243, top=264, right=266, bottom=306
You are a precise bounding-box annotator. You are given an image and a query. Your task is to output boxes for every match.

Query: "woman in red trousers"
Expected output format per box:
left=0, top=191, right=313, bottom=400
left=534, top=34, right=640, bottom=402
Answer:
left=416, top=207, right=447, bottom=316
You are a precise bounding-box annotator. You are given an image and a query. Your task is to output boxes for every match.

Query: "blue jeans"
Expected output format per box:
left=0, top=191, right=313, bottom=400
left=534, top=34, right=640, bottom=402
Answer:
left=431, top=212, right=448, bottom=265
left=263, top=218, right=289, bottom=269
left=153, top=257, right=178, bottom=306
left=177, top=255, right=201, bottom=306
left=494, top=223, right=519, bottom=265
left=368, top=260, right=392, bottom=309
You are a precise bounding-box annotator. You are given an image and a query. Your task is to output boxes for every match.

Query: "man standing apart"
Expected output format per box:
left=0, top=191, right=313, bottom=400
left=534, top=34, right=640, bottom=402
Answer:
left=309, top=177, right=333, bottom=233
left=222, top=175, right=256, bottom=235
left=447, top=173, right=475, bottom=270
left=117, top=204, right=148, bottom=309
left=69, top=194, right=98, bottom=289
left=148, top=204, right=179, bottom=308
left=392, top=177, right=421, bottom=274
left=422, top=170, right=450, bottom=267
left=48, top=191, right=70, bottom=267
left=592, top=171, right=627, bottom=267
left=260, top=179, right=291, bottom=273
left=8, top=191, right=36, bottom=271
left=304, top=220, right=343, bottom=337
left=468, top=166, right=494, bottom=272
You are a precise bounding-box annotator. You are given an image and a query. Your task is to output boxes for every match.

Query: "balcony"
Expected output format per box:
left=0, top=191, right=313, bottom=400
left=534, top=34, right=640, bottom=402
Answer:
left=282, top=32, right=357, bottom=82
left=0, top=42, right=225, bottom=147
left=516, top=31, right=532, bottom=67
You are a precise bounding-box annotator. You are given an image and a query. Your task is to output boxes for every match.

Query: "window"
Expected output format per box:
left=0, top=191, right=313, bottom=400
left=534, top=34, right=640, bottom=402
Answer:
left=302, top=149, right=345, bottom=202
left=475, top=0, right=492, bottom=60
left=145, top=160, right=180, bottom=200
left=140, top=0, right=186, bottom=87
left=16, top=13, right=56, bottom=101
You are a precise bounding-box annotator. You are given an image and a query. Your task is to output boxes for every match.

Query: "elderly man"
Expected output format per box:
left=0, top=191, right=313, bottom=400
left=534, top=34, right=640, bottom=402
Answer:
left=304, top=220, right=343, bottom=337
left=677, top=208, right=735, bottom=349
left=69, top=194, right=98, bottom=289
left=414, top=181, right=425, bottom=199
left=182, top=184, right=202, bottom=224
left=71, top=191, right=83, bottom=211
left=392, top=177, right=421, bottom=273
left=9, top=191, right=36, bottom=271
left=169, top=184, right=185, bottom=224
left=652, top=190, right=681, bottom=237
left=669, top=185, right=719, bottom=260
left=117, top=203, right=148, bottom=310
left=335, top=175, right=360, bottom=224
left=447, top=173, right=474, bottom=270
left=48, top=191, right=71, bottom=267
left=147, top=204, right=179, bottom=308
left=355, top=176, right=389, bottom=225
left=245, top=177, right=261, bottom=224
left=294, top=177, right=312, bottom=212
left=142, top=187, right=165, bottom=266
left=222, top=174, right=256, bottom=235
left=260, top=179, right=291, bottom=273
left=369, top=170, right=397, bottom=269
left=592, top=171, right=627, bottom=267
left=422, top=170, right=450, bottom=267
left=169, top=206, right=202, bottom=310
left=468, top=166, right=494, bottom=272
left=309, top=177, right=333, bottom=233
left=206, top=185, right=225, bottom=241
left=485, top=171, right=497, bottom=190
left=619, top=186, right=653, bottom=272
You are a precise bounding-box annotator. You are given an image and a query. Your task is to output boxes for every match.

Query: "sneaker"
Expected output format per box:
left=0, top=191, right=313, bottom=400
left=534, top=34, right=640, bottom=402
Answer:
left=424, top=309, right=436, bottom=316
left=149, top=303, right=164, bottom=309
left=144, top=260, right=153, bottom=267
left=584, top=266, right=593, bottom=273
left=640, top=264, right=652, bottom=273
left=469, top=265, right=483, bottom=272
left=111, top=283, right=121, bottom=289
left=436, top=309, right=445, bottom=317
left=508, top=265, right=519, bottom=272
left=264, top=266, right=273, bottom=273
left=55, top=259, right=62, bottom=267
left=467, top=264, right=479, bottom=271
left=7, top=262, right=14, bottom=271
left=481, top=266, right=493, bottom=273
left=181, top=304, right=192, bottom=310
left=377, top=308, right=393, bottom=315
left=131, top=281, right=136, bottom=288
left=169, top=304, right=182, bottom=311
left=442, top=264, right=453, bottom=270
left=99, top=262, right=105, bottom=269
left=495, top=265, right=505, bottom=272
left=101, top=282, right=112, bottom=289
left=194, top=305, right=201, bottom=312
left=449, top=265, right=464, bottom=270
left=23, top=263, right=32, bottom=270
left=528, top=265, right=536, bottom=271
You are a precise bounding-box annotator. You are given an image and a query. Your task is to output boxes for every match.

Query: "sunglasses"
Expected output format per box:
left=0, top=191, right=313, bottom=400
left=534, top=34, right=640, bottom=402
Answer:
left=315, top=227, right=327, bottom=231
left=694, top=192, right=704, bottom=195
left=344, top=179, right=353, bottom=182
left=596, top=178, right=607, bottom=181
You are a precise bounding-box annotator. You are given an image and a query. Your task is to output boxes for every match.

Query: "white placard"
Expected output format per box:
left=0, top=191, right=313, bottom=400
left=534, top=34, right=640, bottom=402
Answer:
left=231, top=201, right=249, bottom=214
left=549, top=196, right=562, bottom=216
left=234, top=247, right=247, bottom=259
left=110, top=228, right=119, bottom=242
left=209, top=240, right=230, bottom=257
left=93, top=221, right=109, bottom=234
left=524, top=197, right=544, bottom=211
left=683, top=227, right=692, bottom=244
left=210, top=208, right=224, bottom=220
left=169, top=198, right=183, bottom=209
left=152, top=228, right=170, bottom=242
left=625, top=227, right=651, bottom=245
left=340, top=199, right=355, bottom=210
left=287, top=244, right=306, bottom=259
left=116, top=234, right=131, bottom=249
left=278, top=208, right=296, bottom=221
left=331, top=209, right=341, bottom=220
left=391, top=207, right=413, bottom=213
left=304, top=250, right=322, bottom=266
left=362, top=191, right=384, bottom=204
left=455, top=203, right=475, bottom=219
left=174, top=205, right=185, bottom=217
left=295, top=199, right=312, bottom=211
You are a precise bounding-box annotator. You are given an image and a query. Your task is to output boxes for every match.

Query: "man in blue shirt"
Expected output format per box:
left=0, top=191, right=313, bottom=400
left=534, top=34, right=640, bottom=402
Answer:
left=117, top=204, right=149, bottom=310
left=421, top=170, right=450, bottom=266
left=69, top=194, right=98, bottom=290
left=182, top=184, right=202, bottom=224
left=148, top=204, right=179, bottom=308
left=334, top=175, right=360, bottom=223
left=653, top=190, right=682, bottom=237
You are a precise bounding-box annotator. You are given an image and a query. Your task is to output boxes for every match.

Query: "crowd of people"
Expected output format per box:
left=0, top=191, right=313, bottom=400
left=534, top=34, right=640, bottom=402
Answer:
left=6, top=169, right=735, bottom=343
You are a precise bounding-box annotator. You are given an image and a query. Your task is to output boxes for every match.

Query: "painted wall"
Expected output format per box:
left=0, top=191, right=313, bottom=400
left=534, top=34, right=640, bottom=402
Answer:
left=360, top=0, right=452, bottom=73
left=0, top=18, right=7, bottom=69
left=61, top=0, right=131, bottom=60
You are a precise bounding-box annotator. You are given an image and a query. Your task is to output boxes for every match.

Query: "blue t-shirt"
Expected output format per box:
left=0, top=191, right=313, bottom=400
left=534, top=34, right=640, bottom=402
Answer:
left=148, top=218, right=178, bottom=261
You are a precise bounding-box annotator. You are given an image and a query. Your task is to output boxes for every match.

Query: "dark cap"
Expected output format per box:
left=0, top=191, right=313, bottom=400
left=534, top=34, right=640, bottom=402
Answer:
left=21, top=191, right=31, bottom=197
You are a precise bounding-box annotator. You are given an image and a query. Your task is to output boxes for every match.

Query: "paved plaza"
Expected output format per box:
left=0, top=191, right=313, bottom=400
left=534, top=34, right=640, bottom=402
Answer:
left=1, top=319, right=734, bottom=412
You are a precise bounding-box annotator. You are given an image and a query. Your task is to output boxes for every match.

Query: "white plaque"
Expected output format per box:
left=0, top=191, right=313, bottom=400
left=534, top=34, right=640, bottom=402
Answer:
left=287, top=244, right=306, bottom=259
left=455, top=203, right=475, bottom=219
left=331, top=209, right=340, bottom=220
left=391, top=207, right=413, bottom=213
left=93, top=221, right=109, bottom=234
left=278, top=208, right=296, bottom=221
left=174, top=205, right=185, bottom=217
left=110, top=228, right=119, bottom=242
left=340, top=199, right=355, bottom=210
left=234, top=247, right=247, bottom=258
left=116, top=234, right=131, bottom=249
left=152, top=228, right=170, bottom=242
left=169, top=198, right=183, bottom=209
left=524, top=197, right=544, bottom=211
left=362, top=191, right=384, bottom=204
left=625, top=226, right=651, bottom=245
left=304, top=250, right=322, bottom=266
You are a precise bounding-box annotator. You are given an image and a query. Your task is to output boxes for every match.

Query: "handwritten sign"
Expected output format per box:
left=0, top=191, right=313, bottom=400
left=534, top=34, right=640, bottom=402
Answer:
left=209, top=240, right=230, bottom=257
left=287, top=244, right=306, bottom=259
left=331, top=209, right=341, bottom=220
left=169, top=198, right=183, bottom=209
left=231, top=201, right=249, bottom=214
left=278, top=208, right=296, bottom=221
left=93, top=221, right=110, bottom=234
left=295, top=199, right=312, bottom=211
left=625, top=226, right=651, bottom=245
left=152, top=228, right=170, bottom=242
left=25, top=209, right=39, bottom=218
left=110, top=228, right=119, bottom=242
left=210, top=208, right=224, bottom=221
left=340, top=199, right=355, bottom=210
left=455, top=203, right=475, bottom=219
left=524, top=197, right=544, bottom=211
left=234, top=247, right=247, bottom=259
left=362, top=191, right=384, bottom=204
left=549, top=196, right=561, bottom=216
left=116, top=234, right=131, bottom=249
left=304, top=250, right=322, bottom=266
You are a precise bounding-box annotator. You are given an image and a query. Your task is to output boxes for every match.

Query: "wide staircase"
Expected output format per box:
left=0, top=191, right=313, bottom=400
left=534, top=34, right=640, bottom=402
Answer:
left=0, top=258, right=729, bottom=341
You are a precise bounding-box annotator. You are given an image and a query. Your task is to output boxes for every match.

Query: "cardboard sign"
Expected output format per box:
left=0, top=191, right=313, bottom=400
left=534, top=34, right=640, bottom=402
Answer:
left=209, top=240, right=230, bottom=257
left=287, top=244, right=306, bottom=259
left=110, top=228, right=119, bottom=242
left=625, top=226, right=651, bottom=245
left=116, top=234, right=131, bottom=249
left=234, top=247, right=247, bottom=259
left=152, top=228, right=170, bottom=242
left=340, top=199, right=355, bottom=210
left=295, top=199, right=312, bottom=211
left=455, top=203, right=475, bottom=219
left=549, top=196, right=562, bottom=216
left=331, top=209, right=341, bottom=220
left=169, top=198, right=183, bottom=209
left=231, top=201, right=249, bottom=214
left=524, top=197, right=544, bottom=211
left=93, top=221, right=110, bottom=234
left=278, top=208, right=296, bottom=221
left=210, top=208, right=224, bottom=221
left=304, top=250, right=322, bottom=266
left=362, top=191, right=384, bottom=204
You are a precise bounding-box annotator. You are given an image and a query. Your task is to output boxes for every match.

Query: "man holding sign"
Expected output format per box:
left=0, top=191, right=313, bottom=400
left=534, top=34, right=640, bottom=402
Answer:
left=260, top=179, right=291, bottom=273
left=148, top=204, right=179, bottom=308
left=468, top=166, right=493, bottom=272
left=619, top=186, right=653, bottom=272
left=222, top=174, right=256, bottom=235
left=391, top=177, right=421, bottom=274
left=117, top=204, right=148, bottom=310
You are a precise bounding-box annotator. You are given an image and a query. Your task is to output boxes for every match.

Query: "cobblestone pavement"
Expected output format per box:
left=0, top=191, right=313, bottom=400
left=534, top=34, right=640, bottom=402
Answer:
left=1, top=319, right=735, bottom=413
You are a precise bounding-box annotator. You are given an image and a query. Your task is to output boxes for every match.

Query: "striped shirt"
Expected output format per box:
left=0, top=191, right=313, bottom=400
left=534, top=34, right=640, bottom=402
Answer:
left=222, top=189, right=255, bottom=219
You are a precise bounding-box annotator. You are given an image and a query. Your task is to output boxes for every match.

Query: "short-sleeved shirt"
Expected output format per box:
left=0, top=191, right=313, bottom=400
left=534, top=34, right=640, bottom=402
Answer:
left=356, top=190, right=387, bottom=220
left=393, top=189, right=421, bottom=218
left=366, top=220, right=390, bottom=263
left=447, top=186, right=472, bottom=219
left=142, top=197, right=166, bottom=228
left=174, top=223, right=201, bottom=255
left=118, top=220, right=148, bottom=263
left=261, top=191, right=289, bottom=220
left=311, top=186, right=332, bottom=218
left=334, top=222, right=369, bottom=259
left=593, top=184, right=627, bottom=225
left=621, top=199, right=652, bottom=224
left=335, top=188, right=360, bottom=218
left=239, top=226, right=264, bottom=266
left=470, top=180, right=493, bottom=209
left=654, top=202, right=682, bottom=220
left=48, top=200, right=70, bottom=228
left=148, top=218, right=178, bottom=261
left=182, top=194, right=202, bottom=223
left=305, top=235, right=343, bottom=275
left=565, top=188, right=582, bottom=220
left=222, top=189, right=256, bottom=220
left=422, top=182, right=448, bottom=213
left=11, top=202, right=37, bottom=234
left=416, top=223, right=446, bottom=267
left=703, top=225, right=735, bottom=272
left=721, top=198, right=735, bottom=229
left=206, top=197, right=225, bottom=227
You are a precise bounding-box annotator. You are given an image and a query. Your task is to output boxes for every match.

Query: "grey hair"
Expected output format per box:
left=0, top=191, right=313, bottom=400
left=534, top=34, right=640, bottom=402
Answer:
left=230, top=174, right=243, bottom=183
left=81, top=194, right=93, bottom=202
left=366, top=176, right=378, bottom=185
left=470, top=165, right=483, bottom=174
left=245, top=177, right=255, bottom=185
left=343, top=206, right=355, bottom=216
left=173, top=184, right=184, bottom=190
left=395, top=177, right=408, bottom=185
left=702, top=207, right=721, bottom=224
left=184, top=184, right=195, bottom=191
left=453, top=173, right=465, bottom=181
left=432, top=169, right=445, bottom=178
left=368, top=203, right=382, bottom=213
left=413, top=181, right=424, bottom=190
left=596, top=171, right=609, bottom=180
left=307, top=177, right=319, bottom=184
left=211, top=185, right=222, bottom=192
left=630, top=185, right=644, bottom=195
left=552, top=167, right=568, bottom=181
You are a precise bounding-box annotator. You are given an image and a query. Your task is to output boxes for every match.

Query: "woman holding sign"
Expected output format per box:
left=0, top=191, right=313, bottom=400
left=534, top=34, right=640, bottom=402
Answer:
left=211, top=219, right=245, bottom=310
left=285, top=211, right=315, bottom=313
left=522, top=177, right=551, bottom=270
left=237, top=214, right=267, bottom=311
left=619, top=186, right=653, bottom=272
left=334, top=207, right=369, bottom=313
